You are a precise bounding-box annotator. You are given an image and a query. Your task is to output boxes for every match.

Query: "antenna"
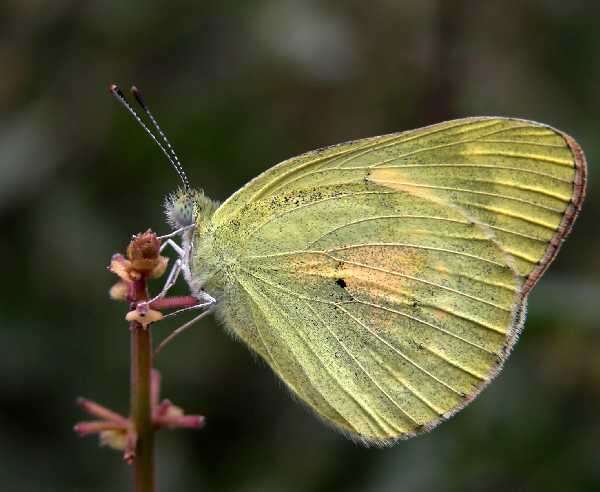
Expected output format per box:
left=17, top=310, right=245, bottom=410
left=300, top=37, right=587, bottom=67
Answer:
left=130, top=86, right=190, bottom=191
left=109, top=84, right=190, bottom=190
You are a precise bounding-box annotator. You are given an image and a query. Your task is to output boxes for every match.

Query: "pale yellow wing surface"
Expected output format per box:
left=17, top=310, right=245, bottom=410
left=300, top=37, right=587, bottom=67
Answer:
left=198, top=117, right=586, bottom=443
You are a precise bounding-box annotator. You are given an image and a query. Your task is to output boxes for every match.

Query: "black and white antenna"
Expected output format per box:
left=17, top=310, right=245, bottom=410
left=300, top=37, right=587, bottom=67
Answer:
left=109, top=83, right=190, bottom=190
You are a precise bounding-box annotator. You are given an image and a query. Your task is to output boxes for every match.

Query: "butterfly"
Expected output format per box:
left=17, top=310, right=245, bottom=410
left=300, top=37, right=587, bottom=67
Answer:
left=112, top=85, right=586, bottom=445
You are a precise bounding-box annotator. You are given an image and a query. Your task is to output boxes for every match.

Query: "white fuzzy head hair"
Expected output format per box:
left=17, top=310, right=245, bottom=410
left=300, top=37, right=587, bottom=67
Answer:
left=164, top=188, right=218, bottom=230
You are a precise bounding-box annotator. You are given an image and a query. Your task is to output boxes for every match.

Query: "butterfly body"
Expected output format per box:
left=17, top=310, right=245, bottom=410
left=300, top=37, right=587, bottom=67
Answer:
left=162, top=117, right=586, bottom=444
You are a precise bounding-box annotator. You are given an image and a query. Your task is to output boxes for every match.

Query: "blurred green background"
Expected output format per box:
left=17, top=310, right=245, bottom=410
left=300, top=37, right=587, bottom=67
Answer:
left=1, top=1, right=599, bottom=491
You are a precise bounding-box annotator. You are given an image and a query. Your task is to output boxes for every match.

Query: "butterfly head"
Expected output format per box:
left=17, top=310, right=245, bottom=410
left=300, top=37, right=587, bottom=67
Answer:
left=165, top=187, right=218, bottom=230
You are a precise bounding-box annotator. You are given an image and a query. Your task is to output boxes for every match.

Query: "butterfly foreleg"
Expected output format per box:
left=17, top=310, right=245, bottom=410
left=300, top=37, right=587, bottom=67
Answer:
left=157, top=224, right=195, bottom=241
left=135, top=232, right=194, bottom=308
left=148, top=227, right=217, bottom=322
left=154, top=233, right=194, bottom=298
left=178, top=229, right=197, bottom=290
left=147, top=257, right=183, bottom=304
left=159, top=238, right=185, bottom=256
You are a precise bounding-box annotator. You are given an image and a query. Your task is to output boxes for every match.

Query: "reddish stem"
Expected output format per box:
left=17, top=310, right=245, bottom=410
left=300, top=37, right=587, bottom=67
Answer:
left=129, top=278, right=155, bottom=492
left=149, top=295, right=199, bottom=311
left=77, top=231, right=207, bottom=490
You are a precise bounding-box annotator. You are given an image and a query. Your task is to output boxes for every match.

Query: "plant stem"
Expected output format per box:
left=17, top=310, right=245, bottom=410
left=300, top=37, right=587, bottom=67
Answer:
left=130, top=279, right=155, bottom=492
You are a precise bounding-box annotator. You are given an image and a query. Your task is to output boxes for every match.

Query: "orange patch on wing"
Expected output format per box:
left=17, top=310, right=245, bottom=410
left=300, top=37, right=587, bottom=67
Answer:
left=331, top=246, right=429, bottom=308
left=368, top=168, right=439, bottom=202
left=333, top=245, right=426, bottom=278
left=340, top=264, right=413, bottom=309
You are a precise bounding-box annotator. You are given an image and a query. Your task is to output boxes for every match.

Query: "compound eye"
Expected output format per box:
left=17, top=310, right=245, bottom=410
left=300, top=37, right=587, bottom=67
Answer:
left=175, top=200, right=194, bottom=226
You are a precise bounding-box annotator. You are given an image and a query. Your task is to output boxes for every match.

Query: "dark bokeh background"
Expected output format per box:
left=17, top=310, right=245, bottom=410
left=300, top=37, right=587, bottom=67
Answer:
left=1, top=1, right=599, bottom=491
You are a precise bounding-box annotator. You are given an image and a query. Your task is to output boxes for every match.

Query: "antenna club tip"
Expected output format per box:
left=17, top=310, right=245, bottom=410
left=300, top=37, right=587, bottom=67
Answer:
left=131, top=86, right=147, bottom=107
left=109, top=84, right=126, bottom=98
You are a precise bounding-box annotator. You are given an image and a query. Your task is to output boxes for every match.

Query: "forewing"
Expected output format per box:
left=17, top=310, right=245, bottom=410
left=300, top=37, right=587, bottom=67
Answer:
left=211, top=117, right=586, bottom=442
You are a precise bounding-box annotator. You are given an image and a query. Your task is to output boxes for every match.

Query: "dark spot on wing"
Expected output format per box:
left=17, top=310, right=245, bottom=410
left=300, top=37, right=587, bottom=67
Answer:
left=336, top=278, right=347, bottom=288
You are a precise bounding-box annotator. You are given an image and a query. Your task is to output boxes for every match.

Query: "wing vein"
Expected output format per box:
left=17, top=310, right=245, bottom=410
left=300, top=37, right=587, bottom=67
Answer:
left=306, top=214, right=471, bottom=248
left=310, top=214, right=547, bottom=246
left=465, top=151, right=572, bottom=166
left=237, top=275, right=370, bottom=434
left=326, top=255, right=512, bottom=312
left=366, top=348, right=446, bottom=415
left=336, top=305, right=466, bottom=396
left=369, top=124, right=551, bottom=169
left=421, top=345, right=487, bottom=380
left=245, top=248, right=517, bottom=292
left=477, top=139, right=566, bottom=148
left=326, top=243, right=508, bottom=267
left=375, top=179, right=568, bottom=211
left=304, top=301, right=417, bottom=429
left=451, top=201, right=559, bottom=230
left=372, top=164, right=571, bottom=183
left=339, top=299, right=501, bottom=350
left=331, top=120, right=502, bottom=169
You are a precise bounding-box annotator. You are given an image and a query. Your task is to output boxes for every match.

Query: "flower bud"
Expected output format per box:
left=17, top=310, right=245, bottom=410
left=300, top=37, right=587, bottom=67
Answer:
left=127, top=230, right=162, bottom=274
left=99, top=429, right=128, bottom=451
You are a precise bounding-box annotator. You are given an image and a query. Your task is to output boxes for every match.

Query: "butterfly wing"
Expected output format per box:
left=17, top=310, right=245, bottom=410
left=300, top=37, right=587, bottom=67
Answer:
left=200, top=117, right=586, bottom=443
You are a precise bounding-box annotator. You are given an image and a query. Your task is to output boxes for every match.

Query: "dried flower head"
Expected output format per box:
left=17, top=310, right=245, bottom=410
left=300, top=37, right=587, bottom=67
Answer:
left=127, top=230, right=163, bottom=275
left=108, top=231, right=169, bottom=304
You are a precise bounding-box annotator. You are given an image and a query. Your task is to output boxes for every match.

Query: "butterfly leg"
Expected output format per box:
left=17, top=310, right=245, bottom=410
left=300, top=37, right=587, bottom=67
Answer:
left=160, top=238, right=185, bottom=257
left=155, top=303, right=216, bottom=354
left=157, top=225, right=195, bottom=241
left=178, top=232, right=196, bottom=287
left=150, top=235, right=192, bottom=301
left=136, top=236, right=189, bottom=310
left=147, top=257, right=183, bottom=304
left=143, top=228, right=209, bottom=313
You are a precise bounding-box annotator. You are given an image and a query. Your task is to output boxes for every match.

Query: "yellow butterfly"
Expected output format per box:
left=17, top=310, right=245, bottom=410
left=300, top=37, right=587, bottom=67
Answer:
left=113, top=86, right=586, bottom=444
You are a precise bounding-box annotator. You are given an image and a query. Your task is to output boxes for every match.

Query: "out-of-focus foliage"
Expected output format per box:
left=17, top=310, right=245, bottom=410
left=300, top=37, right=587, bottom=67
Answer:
left=0, top=1, right=598, bottom=491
